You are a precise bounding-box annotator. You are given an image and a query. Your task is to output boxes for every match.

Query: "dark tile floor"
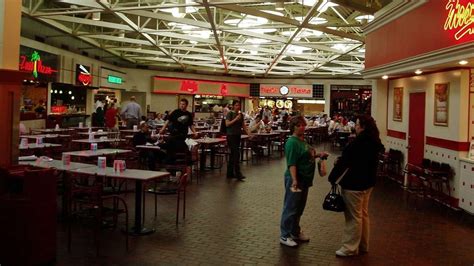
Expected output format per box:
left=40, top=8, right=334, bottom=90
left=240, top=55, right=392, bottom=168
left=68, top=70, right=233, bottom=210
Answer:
left=59, top=143, right=474, bottom=265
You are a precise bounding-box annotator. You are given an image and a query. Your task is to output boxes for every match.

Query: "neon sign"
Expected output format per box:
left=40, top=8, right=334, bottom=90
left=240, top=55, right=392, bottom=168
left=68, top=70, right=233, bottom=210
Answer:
left=444, top=0, right=474, bottom=40
left=19, top=51, right=58, bottom=77
left=76, top=64, right=92, bottom=86
left=260, top=85, right=313, bottom=98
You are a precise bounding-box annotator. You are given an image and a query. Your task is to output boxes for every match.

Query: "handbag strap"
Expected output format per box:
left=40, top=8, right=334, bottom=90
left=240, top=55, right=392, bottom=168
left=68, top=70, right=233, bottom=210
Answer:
left=335, top=168, right=349, bottom=184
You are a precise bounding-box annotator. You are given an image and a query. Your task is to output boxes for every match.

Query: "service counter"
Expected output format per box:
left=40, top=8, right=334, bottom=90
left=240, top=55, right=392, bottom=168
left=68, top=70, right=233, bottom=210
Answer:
left=47, top=113, right=89, bottom=128
left=459, top=158, right=474, bottom=214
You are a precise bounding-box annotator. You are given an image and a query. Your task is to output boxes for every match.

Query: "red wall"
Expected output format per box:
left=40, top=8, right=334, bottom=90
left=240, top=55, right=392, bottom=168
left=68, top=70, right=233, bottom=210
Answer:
left=365, top=0, right=474, bottom=69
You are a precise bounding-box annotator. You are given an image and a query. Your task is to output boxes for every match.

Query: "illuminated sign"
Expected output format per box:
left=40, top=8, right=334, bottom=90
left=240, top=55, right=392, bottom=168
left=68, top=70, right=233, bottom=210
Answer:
left=260, top=84, right=313, bottom=98
left=76, top=64, right=92, bottom=86
left=19, top=50, right=58, bottom=79
left=444, top=0, right=474, bottom=40
left=107, top=75, right=122, bottom=84
left=180, top=80, right=198, bottom=94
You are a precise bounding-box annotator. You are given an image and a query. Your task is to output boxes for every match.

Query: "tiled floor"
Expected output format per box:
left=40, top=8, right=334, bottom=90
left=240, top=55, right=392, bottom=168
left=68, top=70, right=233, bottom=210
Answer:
left=59, top=143, right=474, bottom=265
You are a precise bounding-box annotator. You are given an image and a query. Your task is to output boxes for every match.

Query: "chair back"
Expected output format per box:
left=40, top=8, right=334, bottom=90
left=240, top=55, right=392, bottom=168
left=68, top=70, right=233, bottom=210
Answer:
left=422, top=158, right=431, bottom=168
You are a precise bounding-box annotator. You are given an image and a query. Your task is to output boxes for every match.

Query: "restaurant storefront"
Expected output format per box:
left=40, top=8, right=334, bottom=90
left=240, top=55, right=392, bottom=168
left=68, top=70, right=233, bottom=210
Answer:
left=256, top=83, right=325, bottom=116
left=152, top=76, right=250, bottom=120
left=363, top=0, right=474, bottom=211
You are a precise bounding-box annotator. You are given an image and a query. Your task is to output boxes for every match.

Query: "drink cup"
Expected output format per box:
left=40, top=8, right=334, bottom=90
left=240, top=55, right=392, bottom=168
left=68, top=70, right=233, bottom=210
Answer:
left=20, top=138, right=29, bottom=147
left=90, top=143, right=98, bottom=151
left=88, top=127, right=92, bottom=134
left=88, top=133, right=94, bottom=141
left=133, top=125, right=138, bottom=131
left=98, top=129, right=103, bottom=133
left=113, top=160, right=120, bottom=172
left=79, top=122, right=83, bottom=128
left=55, top=124, right=60, bottom=130
left=97, top=156, right=106, bottom=170
left=62, top=153, right=71, bottom=166
left=36, top=137, right=43, bottom=145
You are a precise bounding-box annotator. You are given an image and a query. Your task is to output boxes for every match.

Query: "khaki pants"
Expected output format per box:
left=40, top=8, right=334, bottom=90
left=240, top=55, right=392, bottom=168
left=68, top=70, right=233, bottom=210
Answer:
left=340, top=187, right=373, bottom=254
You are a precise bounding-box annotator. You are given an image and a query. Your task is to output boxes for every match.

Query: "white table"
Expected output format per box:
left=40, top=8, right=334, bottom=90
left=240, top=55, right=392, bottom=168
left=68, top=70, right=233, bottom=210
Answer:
left=63, top=148, right=132, bottom=158
left=19, top=143, right=61, bottom=150
left=69, top=166, right=170, bottom=235
left=19, top=158, right=95, bottom=171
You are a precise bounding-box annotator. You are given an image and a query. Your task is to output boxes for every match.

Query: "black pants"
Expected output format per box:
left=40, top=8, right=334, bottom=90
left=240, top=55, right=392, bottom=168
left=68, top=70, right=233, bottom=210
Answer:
left=227, top=134, right=242, bottom=177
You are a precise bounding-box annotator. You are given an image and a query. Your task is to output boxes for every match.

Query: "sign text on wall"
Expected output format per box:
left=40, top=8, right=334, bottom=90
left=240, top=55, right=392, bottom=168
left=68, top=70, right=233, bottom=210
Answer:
left=444, top=0, right=474, bottom=40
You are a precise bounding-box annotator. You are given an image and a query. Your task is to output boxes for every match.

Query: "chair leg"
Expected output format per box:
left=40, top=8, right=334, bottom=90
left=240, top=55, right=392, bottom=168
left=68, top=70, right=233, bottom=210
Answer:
left=176, top=192, right=180, bottom=226
left=154, top=181, right=158, bottom=218
left=183, top=190, right=186, bottom=220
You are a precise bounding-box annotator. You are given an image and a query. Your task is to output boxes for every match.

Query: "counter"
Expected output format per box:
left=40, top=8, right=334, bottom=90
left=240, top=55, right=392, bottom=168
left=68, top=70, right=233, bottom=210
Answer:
left=47, top=113, right=89, bottom=128
left=459, top=157, right=474, bottom=214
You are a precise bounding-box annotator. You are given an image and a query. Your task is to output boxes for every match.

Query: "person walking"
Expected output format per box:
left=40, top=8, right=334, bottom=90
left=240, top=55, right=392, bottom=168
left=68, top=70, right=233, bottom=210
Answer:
left=225, top=100, right=250, bottom=181
left=121, top=96, right=141, bottom=129
left=327, top=114, right=384, bottom=257
left=280, top=115, right=328, bottom=247
left=159, top=98, right=198, bottom=165
left=105, top=102, right=119, bottom=131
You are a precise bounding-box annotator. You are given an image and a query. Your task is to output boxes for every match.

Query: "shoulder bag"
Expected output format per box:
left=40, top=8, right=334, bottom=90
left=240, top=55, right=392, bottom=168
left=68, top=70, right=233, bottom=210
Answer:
left=322, top=168, right=348, bottom=212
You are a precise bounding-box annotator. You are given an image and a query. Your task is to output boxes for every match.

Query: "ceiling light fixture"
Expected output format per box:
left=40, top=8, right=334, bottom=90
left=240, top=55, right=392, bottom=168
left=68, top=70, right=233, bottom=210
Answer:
left=92, top=12, right=101, bottom=21
left=382, top=75, right=388, bottom=79
left=415, top=69, right=423, bottom=75
left=459, top=60, right=468, bottom=65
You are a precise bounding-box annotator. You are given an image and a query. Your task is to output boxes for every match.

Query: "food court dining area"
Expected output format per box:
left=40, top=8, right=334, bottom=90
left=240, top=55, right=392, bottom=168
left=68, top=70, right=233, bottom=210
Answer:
left=2, top=0, right=474, bottom=265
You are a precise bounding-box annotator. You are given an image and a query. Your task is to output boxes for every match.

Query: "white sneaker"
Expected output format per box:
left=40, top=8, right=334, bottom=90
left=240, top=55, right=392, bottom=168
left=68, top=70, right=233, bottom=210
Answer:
left=280, top=237, right=298, bottom=247
left=335, top=249, right=357, bottom=257
left=292, top=231, right=310, bottom=242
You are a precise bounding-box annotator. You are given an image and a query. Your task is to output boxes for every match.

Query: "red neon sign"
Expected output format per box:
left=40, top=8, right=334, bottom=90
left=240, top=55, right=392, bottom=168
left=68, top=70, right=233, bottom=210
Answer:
left=444, top=0, right=474, bottom=41
left=19, top=53, right=57, bottom=77
left=78, top=73, right=92, bottom=86
left=180, top=80, right=198, bottom=93
left=51, top=106, right=67, bottom=114
left=220, top=84, right=228, bottom=96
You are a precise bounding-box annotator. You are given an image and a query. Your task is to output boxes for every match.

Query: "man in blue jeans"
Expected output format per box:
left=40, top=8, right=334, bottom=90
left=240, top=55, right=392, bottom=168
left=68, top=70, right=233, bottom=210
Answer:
left=280, top=115, right=327, bottom=247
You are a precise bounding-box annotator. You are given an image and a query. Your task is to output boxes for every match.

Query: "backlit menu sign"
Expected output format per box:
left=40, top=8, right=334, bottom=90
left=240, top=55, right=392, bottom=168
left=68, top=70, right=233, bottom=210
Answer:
left=19, top=46, right=58, bottom=82
left=259, top=84, right=313, bottom=98
left=76, top=64, right=92, bottom=86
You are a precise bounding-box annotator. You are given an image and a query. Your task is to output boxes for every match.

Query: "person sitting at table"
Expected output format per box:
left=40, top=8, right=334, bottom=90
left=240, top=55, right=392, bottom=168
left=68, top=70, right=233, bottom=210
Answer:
left=249, top=115, right=265, bottom=133
left=133, top=123, right=165, bottom=170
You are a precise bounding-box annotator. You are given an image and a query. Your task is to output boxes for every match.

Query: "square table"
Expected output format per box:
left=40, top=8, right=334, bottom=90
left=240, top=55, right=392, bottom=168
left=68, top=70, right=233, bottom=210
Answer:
left=69, top=167, right=170, bottom=235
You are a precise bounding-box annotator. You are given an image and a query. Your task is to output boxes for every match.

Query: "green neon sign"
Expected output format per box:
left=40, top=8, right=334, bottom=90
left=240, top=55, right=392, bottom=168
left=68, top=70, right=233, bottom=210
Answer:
left=108, top=75, right=122, bottom=84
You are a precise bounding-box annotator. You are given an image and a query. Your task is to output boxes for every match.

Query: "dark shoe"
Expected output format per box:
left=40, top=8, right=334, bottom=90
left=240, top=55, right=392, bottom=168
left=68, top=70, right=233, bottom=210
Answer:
left=226, top=175, right=235, bottom=179
left=236, top=174, right=246, bottom=179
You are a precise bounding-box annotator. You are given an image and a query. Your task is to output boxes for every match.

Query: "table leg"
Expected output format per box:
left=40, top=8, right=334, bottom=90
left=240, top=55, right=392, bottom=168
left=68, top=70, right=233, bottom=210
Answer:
left=129, top=180, right=155, bottom=235
left=200, top=146, right=207, bottom=170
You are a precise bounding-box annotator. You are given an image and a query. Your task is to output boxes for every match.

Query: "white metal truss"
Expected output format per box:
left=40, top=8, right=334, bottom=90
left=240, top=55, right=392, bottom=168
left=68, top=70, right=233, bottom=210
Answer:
left=21, top=0, right=391, bottom=78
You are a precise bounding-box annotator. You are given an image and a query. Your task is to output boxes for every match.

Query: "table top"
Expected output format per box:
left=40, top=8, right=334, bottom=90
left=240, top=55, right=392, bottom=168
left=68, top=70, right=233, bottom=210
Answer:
left=63, top=148, right=132, bottom=157
left=69, top=167, right=170, bottom=181
left=195, top=138, right=226, bottom=145
left=19, top=159, right=96, bottom=171
left=136, top=145, right=162, bottom=150
left=72, top=138, right=125, bottom=144
left=19, top=143, right=62, bottom=149
left=254, top=132, right=280, bottom=136
left=20, top=134, right=71, bottom=139
left=77, top=132, right=110, bottom=136
left=120, top=129, right=140, bottom=133
left=33, top=128, right=75, bottom=133
left=69, top=126, right=103, bottom=130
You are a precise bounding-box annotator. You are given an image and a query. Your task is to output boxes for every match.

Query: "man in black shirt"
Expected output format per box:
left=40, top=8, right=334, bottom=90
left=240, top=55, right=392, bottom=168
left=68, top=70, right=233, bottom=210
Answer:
left=159, top=99, right=198, bottom=164
left=226, top=100, right=251, bottom=181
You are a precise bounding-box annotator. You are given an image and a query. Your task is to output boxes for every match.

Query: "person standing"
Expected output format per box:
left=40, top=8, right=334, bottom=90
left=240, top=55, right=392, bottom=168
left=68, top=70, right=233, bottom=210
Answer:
left=225, top=100, right=251, bottom=181
left=121, top=96, right=141, bottom=129
left=159, top=99, right=198, bottom=164
left=105, top=102, right=119, bottom=131
left=280, top=115, right=327, bottom=247
left=328, top=114, right=384, bottom=257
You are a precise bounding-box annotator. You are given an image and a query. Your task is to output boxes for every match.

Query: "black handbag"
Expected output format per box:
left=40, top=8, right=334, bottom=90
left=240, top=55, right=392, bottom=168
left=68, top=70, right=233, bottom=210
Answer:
left=322, top=184, right=345, bottom=212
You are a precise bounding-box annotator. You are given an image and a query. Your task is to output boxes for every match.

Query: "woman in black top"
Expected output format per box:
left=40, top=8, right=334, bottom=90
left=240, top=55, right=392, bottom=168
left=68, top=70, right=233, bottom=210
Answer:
left=328, top=114, right=384, bottom=257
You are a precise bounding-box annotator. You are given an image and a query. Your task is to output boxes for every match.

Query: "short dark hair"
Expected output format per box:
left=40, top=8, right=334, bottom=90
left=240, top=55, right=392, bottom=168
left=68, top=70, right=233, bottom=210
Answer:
left=180, top=98, right=189, bottom=105
left=289, top=115, right=306, bottom=134
left=232, top=100, right=240, bottom=106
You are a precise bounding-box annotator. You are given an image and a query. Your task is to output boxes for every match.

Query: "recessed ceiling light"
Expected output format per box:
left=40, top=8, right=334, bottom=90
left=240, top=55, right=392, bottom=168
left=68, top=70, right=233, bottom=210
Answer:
left=415, top=69, right=423, bottom=75
left=459, top=60, right=468, bottom=65
left=382, top=75, right=388, bottom=79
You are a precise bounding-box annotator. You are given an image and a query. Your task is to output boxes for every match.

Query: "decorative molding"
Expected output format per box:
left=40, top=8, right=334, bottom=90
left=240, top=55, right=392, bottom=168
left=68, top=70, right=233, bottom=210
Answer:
left=426, top=136, right=470, bottom=151
left=363, top=0, right=427, bottom=34
left=362, top=42, right=474, bottom=79
left=387, top=129, right=406, bottom=139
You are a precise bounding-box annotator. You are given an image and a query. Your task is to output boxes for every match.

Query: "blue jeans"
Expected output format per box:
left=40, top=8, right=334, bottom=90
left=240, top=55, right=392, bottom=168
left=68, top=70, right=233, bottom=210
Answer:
left=280, top=175, right=309, bottom=239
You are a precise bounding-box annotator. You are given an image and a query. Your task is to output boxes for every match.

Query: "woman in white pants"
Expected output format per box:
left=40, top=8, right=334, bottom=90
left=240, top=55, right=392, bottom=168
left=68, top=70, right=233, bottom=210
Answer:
left=328, top=114, right=384, bottom=257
